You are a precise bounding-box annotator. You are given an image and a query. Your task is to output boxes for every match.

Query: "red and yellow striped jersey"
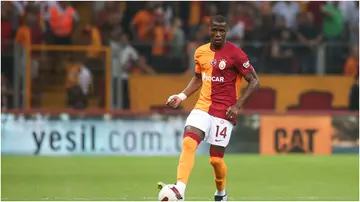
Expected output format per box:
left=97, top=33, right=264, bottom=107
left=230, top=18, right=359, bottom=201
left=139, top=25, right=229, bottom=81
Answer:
left=193, top=42, right=253, bottom=124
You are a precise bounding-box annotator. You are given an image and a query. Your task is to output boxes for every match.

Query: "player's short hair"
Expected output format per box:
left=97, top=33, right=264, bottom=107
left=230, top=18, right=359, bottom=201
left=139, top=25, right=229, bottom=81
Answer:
left=210, top=15, right=228, bottom=25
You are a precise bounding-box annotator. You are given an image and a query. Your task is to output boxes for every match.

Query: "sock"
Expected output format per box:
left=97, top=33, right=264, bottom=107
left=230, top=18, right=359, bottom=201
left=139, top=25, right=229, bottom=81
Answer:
left=176, top=132, right=201, bottom=194
left=210, top=150, right=227, bottom=196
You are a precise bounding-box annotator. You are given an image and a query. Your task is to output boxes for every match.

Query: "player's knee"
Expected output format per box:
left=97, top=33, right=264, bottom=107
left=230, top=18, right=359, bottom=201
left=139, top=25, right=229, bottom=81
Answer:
left=209, top=149, right=225, bottom=166
left=182, top=136, right=199, bottom=152
left=183, top=131, right=202, bottom=144
left=210, top=156, right=224, bottom=166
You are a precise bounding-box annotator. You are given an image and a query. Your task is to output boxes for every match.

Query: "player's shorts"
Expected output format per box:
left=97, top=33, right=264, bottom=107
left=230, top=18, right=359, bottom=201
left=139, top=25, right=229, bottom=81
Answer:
left=185, top=109, right=234, bottom=147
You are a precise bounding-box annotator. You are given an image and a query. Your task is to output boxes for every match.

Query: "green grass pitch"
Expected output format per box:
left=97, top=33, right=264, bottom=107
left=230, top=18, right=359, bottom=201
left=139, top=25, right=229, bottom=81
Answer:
left=1, top=155, right=359, bottom=201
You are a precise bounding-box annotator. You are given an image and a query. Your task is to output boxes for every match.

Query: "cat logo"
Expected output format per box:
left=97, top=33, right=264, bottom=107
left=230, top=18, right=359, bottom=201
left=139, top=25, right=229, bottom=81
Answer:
left=274, top=128, right=317, bottom=153
left=260, top=116, right=331, bottom=155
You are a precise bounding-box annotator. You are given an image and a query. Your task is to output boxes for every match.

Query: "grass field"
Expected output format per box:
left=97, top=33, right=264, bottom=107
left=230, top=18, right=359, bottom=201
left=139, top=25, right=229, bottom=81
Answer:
left=1, top=155, right=359, bottom=201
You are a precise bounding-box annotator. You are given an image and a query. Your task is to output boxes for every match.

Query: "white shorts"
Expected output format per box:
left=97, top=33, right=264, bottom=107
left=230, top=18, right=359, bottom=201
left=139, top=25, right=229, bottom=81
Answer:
left=185, top=109, right=234, bottom=147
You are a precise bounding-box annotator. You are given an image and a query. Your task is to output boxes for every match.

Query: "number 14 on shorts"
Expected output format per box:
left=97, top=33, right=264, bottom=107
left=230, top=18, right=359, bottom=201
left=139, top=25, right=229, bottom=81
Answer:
left=215, top=125, right=227, bottom=142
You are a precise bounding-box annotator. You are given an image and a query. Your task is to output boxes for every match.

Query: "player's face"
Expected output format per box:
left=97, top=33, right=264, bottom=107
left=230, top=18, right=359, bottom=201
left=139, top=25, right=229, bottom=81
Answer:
left=209, top=21, right=227, bottom=48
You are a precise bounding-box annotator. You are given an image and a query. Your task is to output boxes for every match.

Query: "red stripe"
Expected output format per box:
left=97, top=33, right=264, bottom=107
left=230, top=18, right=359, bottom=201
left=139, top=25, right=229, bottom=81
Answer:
left=170, top=186, right=183, bottom=200
left=183, top=132, right=201, bottom=145
left=208, top=42, right=238, bottom=124
left=210, top=150, right=225, bottom=158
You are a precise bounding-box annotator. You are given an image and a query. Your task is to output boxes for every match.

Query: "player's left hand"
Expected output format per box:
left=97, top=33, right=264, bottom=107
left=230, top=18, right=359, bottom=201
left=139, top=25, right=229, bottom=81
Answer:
left=226, top=105, right=240, bottom=120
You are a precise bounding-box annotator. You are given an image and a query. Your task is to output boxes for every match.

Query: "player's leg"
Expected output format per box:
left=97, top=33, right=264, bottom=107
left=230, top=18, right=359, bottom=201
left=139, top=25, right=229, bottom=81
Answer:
left=157, top=126, right=204, bottom=193
left=209, top=145, right=228, bottom=201
left=158, top=109, right=209, bottom=196
left=207, top=117, right=233, bottom=201
left=175, top=125, right=204, bottom=194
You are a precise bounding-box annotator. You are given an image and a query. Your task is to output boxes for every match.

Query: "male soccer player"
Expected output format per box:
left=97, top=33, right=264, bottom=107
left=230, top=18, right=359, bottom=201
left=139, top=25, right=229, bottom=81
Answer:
left=158, top=15, right=259, bottom=201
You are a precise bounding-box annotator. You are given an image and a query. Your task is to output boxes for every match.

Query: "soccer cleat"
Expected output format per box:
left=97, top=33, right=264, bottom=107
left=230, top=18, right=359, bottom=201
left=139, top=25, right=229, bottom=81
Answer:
left=214, top=194, right=228, bottom=201
left=157, top=182, right=167, bottom=191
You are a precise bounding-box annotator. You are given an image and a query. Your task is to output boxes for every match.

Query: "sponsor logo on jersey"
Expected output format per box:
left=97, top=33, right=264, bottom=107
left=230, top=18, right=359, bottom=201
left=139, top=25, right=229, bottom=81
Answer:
left=210, top=59, right=217, bottom=67
left=219, top=59, right=227, bottom=70
left=202, top=73, right=224, bottom=82
left=243, top=61, right=250, bottom=68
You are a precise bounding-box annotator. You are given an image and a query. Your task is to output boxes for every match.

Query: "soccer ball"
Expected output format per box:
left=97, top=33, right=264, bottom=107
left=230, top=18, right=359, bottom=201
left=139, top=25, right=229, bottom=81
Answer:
left=158, top=184, right=184, bottom=201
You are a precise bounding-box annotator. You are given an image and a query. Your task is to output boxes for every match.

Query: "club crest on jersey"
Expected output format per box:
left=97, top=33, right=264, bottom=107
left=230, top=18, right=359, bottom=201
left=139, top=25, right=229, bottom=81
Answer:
left=210, top=59, right=217, bottom=67
left=219, top=59, right=227, bottom=70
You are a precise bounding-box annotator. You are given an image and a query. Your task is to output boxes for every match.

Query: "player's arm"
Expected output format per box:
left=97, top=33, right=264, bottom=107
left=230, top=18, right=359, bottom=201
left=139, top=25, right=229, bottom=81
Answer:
left=227, top=60, right=259, bottom=119
left=166, top=50, right=203, bottom=108
left=227, top=50, right=259, bottom=119
left=181, top=73, right=202, bottom=97
left=166, top=73, right=202, bottom=108
left=235, top=68, right=259, bottom=109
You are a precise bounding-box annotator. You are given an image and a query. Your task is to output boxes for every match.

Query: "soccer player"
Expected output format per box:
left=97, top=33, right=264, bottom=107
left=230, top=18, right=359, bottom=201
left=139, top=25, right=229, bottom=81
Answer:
left=158, top=15, right=259, bottom=201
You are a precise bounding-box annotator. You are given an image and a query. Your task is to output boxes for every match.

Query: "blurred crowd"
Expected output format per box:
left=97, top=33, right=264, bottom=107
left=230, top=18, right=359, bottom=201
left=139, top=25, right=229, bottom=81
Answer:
left=1, top=1, right=359, bottom=110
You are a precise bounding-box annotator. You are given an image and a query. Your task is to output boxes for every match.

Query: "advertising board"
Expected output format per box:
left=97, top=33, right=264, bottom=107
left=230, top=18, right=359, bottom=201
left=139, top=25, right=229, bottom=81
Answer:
left=260, top=116, right=332, bottom=155
left=1, top=117, right=209, bottom=156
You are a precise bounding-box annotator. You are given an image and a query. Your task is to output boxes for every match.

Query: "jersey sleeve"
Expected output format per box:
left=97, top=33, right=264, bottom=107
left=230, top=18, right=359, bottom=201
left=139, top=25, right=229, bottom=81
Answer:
left=234, top=48, right=253, bottom=76
left=194, top=48, right=201, bottom=74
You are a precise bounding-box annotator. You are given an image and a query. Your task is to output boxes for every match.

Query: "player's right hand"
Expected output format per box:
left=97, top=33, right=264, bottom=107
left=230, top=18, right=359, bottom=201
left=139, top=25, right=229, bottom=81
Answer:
left=166, top=95, right=183, bottom=108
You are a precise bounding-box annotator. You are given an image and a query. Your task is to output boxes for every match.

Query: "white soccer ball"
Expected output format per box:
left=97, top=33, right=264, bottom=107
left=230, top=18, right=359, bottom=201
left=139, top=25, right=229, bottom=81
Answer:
left=158, top=184, right=184, bottom=201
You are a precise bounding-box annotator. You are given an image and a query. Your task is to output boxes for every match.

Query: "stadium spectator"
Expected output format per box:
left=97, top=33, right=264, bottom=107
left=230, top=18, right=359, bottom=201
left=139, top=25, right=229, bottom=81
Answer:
left=297, top=12, right=322, bottom=74
left=255, top=2, right=275, bottom=41
left=2, top=1, right=360, bottom=109
left=186, top=31, right=205, bottom=74
left=170, top=18, right=186, bottom=72
left=152, top=10, right=172, bottom=57
left=131, top=2, right=155, bottom=41
left=10, top=1, right=25, bottom=31
left=273, top=1, right=300, bottom=30
left=322, top=2, right=344, bottom=40
left=97, top=1, right=124, bottom=45
left=306, top=1, right=326, bottom=28
left=82, top=20, right=103, bottom=73
left=227, top=3, right=247, bottom=47
left=322, top=2, right=345, bottom=73
left=227, top=18, right=245, bottom=48
left=338, top=1, right=357, bottom=28
left=46, top=1, right=79, bottom=45
left=110, top=32, right=154, bottom=108
left=188, top=1, right=204, bottom=40
left=344, top=46, right=359, bottom=76
left=269, top=28, right=295, bottom=74
left=97, top=1, right=124, bottom=28
left=84, top=22, right=102, bottom=57
left=1, top=3, right=14, bottom=82
left=348, top=74, right=359, bottom=111
left=245, top=4, right=263, bottom=41
left=45, top=2, right=79, bottom=74
left=161, top=2, right=176, bottom=29
left=202, top=3, right=217, bottom=25
left=170, top=18, right=185, bottom=57
left=16, top=4, right=45, bottom=78
left=1, top=74, right=13, bottom=109
left=66, top=59, right=92, bottom=109
left=131, top=2, right=155, bottom=63
left=349, top=1, right=359, bottom=44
